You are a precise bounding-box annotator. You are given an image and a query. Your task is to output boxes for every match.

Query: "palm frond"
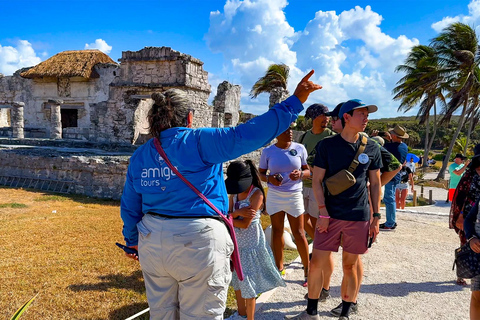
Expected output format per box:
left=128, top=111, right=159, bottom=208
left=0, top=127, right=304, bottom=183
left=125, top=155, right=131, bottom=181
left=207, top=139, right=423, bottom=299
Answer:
left=250, top=63, right=290, bottom=98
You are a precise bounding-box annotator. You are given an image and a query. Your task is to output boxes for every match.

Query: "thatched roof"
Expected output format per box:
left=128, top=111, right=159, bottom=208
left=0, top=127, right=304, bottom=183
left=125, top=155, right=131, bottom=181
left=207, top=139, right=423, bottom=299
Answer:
left=20, top=50, right=116, bottom=79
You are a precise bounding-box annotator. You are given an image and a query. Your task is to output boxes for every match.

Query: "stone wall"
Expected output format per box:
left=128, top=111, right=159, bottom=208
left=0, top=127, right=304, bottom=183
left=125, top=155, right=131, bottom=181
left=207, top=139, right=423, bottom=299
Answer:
left=0, top=130, right=308, bottom=200
left=0, top=147, right=267, bottom=200
left=0, top=149, right=129, bottom=199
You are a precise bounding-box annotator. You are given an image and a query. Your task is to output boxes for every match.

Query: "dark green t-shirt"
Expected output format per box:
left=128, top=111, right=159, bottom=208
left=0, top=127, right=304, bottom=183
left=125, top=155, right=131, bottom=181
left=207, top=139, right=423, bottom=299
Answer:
left=313, top=134, right=382, bottom=221
left=299, top=128, right=335, bottom=188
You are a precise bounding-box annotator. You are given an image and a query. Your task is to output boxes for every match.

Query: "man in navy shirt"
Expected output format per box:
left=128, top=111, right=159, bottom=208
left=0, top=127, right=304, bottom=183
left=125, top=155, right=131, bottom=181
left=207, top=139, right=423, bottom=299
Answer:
left=380, top=125, right=409, bottom=230
left=287, top=100, right=382, bottom=320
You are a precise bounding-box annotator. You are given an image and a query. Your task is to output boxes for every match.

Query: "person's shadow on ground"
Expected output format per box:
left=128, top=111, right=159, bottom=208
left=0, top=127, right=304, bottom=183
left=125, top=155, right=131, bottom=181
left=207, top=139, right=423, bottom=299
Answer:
left=357, top=280, right=467, bottom=296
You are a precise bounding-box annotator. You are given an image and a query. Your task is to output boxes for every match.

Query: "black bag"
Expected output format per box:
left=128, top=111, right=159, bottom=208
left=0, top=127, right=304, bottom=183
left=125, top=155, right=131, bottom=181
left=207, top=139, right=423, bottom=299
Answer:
left=453, top=243, right=480, bottom=279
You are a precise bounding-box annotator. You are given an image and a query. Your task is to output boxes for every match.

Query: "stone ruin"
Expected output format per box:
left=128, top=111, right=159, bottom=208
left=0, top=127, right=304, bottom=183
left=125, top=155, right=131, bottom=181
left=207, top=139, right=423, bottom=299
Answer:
left=0, top=47, right=252, bottom=199
left=0, top=47, right=242, bottom=144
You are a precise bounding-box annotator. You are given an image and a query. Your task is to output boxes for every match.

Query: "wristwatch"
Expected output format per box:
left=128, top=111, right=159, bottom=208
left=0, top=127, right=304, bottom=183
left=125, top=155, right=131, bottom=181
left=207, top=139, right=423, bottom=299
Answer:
left=373, top=213, right=381, bottom=219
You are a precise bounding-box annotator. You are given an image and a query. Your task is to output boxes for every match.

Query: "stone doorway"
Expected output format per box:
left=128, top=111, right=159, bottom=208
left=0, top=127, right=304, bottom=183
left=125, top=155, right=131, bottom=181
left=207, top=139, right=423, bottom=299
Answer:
left=61, top=109, right=78, bottom=128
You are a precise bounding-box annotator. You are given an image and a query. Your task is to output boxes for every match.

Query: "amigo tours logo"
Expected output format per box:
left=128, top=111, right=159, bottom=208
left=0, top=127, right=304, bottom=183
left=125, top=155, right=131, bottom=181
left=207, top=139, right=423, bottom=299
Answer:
left=140, top=162, right=178, bottom=188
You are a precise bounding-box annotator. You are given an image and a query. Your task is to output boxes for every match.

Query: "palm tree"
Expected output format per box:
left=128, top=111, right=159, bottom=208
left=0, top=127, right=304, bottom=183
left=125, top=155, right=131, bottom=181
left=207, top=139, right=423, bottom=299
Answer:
left=250, top=63, right=290, bottom=108
left=463, top=67, right=480, bottom=154
left=393, top=45, right=446, bottom=167
left=431, top=22, right=480, bottom=180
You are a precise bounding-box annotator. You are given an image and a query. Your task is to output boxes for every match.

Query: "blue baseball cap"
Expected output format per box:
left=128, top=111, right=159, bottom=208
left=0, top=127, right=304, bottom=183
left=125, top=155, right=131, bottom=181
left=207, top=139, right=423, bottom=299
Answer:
left=338, top=99, right=378, bottom=120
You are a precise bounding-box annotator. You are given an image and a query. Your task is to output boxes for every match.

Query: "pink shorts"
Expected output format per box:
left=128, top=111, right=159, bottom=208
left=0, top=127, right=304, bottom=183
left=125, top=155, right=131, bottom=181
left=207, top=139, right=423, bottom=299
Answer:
left=313, top=218, right=370, bottom=254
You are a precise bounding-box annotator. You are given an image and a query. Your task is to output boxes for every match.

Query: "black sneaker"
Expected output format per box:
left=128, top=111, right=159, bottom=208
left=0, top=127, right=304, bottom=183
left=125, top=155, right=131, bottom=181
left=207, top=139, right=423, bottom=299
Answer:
left=379, top=223, right=396, bottom=231
left=330, top=302, right=358, bottom=317
left=304, top=288, right=330, bottom=301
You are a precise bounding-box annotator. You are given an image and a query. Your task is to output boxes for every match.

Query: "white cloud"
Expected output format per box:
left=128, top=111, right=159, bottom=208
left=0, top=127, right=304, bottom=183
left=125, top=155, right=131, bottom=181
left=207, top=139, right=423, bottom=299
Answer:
left=206, top=1, right=419, bottom=118
left=206, top=0, right=297, bottom=87
left=84, top=39, right=112, bottom=54
left=432, top=0, right=480, bottom=32
left=0, top=40, right=42, bottom=75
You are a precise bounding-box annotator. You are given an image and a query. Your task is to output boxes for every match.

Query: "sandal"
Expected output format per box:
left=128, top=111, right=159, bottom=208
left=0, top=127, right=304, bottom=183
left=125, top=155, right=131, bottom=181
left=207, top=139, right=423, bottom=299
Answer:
left=456, top=278, right=468, bottom=286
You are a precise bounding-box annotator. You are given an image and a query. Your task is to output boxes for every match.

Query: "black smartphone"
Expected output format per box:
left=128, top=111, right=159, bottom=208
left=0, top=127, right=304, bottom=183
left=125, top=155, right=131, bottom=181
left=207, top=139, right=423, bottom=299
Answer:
left=274, top=173, right=284, bottom=182
left=378, top=131, right=386, bottom=136
left=368, top=236, right=374, bottom=248
left=116, top=242, right=138, bottom=256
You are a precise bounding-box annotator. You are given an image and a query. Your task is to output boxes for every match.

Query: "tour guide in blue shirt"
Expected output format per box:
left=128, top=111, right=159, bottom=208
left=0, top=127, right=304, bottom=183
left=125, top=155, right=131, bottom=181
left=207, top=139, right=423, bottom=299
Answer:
left=120, top=71, right=321, bottom=320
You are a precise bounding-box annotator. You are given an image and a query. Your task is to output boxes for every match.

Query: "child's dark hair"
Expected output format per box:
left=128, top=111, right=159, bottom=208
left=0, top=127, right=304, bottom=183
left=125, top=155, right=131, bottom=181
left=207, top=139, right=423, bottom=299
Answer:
left=244, top=159, right=267, bottom=213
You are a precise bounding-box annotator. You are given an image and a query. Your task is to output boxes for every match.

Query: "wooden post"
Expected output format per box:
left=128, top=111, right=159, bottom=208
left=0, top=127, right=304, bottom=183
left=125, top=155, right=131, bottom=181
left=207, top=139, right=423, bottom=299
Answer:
left=413, top=190, right=417, bottom=206
left=421, top=185, right=424, bottom=198
left=429, top=190, right=433, bottom=205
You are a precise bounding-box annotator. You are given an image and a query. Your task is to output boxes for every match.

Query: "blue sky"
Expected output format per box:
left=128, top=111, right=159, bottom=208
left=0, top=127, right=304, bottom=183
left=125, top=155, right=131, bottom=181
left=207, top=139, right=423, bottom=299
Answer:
left=0, top=0, right=476, bottom=118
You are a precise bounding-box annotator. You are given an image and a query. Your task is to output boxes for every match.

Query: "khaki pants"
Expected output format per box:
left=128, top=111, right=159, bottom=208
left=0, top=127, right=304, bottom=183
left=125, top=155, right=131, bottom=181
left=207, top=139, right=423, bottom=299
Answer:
left=138, top=214, right=233, bottom=320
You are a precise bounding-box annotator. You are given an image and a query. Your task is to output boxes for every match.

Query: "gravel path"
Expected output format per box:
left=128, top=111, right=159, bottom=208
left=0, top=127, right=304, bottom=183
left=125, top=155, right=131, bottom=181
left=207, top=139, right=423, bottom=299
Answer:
left=254, top=174, right=471, bottom=320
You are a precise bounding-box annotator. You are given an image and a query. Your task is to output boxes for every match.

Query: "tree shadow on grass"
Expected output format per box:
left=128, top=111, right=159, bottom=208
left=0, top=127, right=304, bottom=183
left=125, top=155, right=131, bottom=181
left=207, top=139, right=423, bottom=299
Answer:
left=68, top=270, right=145, bottom=294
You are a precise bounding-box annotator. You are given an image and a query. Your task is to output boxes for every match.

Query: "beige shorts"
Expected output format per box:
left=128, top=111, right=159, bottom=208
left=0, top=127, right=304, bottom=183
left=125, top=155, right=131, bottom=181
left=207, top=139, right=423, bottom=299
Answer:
left=303, top=187, right=319, bottom=218
left=138, top=214, right=233, bottom=319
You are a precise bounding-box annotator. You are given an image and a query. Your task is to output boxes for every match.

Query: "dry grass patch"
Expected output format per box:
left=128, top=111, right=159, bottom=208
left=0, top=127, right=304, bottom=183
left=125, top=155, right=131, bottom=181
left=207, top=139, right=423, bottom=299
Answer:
left=0, top=187, right=148, bottom=320
left=2, top=187, right=303, bottom=319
